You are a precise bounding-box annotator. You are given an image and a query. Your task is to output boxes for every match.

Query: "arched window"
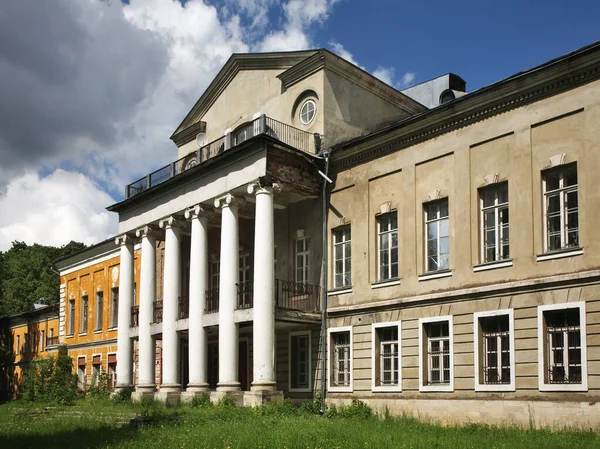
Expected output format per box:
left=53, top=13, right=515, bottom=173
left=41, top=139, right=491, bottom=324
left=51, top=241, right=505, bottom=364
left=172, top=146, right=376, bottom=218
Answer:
left=440, top=89, right=456, bottom=105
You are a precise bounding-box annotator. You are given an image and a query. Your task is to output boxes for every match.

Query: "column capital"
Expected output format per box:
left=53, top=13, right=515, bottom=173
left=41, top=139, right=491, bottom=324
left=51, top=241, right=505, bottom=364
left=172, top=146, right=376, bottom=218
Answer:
left=214, top=193, right=245, bottom=209
left=135, top=225, right=161, bottom=239
left=247, top=182, right=281, bottom=196
left=184, top=204, right=214, bottom=221
left=115, top=233, right=135, bottom=246
left=159, top=215, right=185, bottom=230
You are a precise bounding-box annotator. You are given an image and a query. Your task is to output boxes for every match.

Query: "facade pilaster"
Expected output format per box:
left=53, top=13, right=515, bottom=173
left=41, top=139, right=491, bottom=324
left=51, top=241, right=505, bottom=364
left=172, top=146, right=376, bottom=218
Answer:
left=133, top=225, right=159, bottom=399
left=183, top=205, right=211, bottom=396
left=115, top=234, right=134, bottom=390
left=214, top=193, right=241, bottom=391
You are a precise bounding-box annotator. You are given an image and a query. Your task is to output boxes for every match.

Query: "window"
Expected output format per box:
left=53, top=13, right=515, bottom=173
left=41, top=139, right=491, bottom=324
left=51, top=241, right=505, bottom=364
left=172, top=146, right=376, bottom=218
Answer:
left=299, top=99, right=316, bottom=125
left=480, top=183, right=509, bottom=263
left=377, top=213, right=399, bottom=281
left=328, top=327, right=352, bottom=392
left=538, top=302, right=587, bottom=391
left=424, top=200, right=449, bottom=272
left=95, top=291, right=103, bottom=331
left=107, top=356, right=117, bottom=390
left=372, top=322, right=401, bottom=391
left=81, top=295, right=88, bottom=334
left=31, top=332, right=36, bottom=353
left=23, top=333, right=28, bottom=353
left=110, top=288, right=119, bottom=328
left=289, top=332, right=311, bottom=392
left=92, top=355, right=101, bottom=386
left=208, top=342, right=219, bottom=389
left=333, top=226, right=352, bottom=289
left=211, top=261, right=220, bottom=290
left=238, top=253, right=252, bottom=308
left=295, top=237, right=310, bottom=284
left=16, top=335, right=20, bottom=354
left=40, top=330, right=45, bottom=352
left=543, top=164, right=579, bottom=252
left=68, top=299, right=75, bottom=335
left=77, top=357, right=86, bottom=389
left=419, top=316, right=453, bottom=392
left=474, top=310, right=515, bottom=391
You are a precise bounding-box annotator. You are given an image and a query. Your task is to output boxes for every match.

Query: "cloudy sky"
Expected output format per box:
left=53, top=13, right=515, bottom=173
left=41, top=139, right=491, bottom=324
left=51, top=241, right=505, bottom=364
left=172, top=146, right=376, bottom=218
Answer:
left=0, top=0, right=598, bottom=250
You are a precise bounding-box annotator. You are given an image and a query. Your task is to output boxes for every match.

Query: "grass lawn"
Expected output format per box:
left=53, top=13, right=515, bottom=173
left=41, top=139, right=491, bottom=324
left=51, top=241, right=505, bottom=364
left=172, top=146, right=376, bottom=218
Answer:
left=0, top=400, right=599, bottom=449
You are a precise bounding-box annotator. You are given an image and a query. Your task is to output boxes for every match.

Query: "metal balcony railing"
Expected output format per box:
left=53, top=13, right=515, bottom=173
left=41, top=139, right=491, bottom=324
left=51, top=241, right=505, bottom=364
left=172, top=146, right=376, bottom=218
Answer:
left=178, top=296, right=189, bottom=319
left=131, top=305, right=139, bottom=327
left=237, top=280, right=253, bottom=310
left=205, top=287, right=219, bottom=314
left=276, top=279, right=320, bottom=312
left=125, top=115, right=320, bottom=198
left=153, top=300, right=163, bottom=323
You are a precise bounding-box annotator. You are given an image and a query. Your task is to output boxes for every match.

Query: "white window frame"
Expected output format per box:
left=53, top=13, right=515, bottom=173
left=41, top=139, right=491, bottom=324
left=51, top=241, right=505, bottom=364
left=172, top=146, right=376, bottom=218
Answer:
left=80, top=294, right=88, bottom=335
left=473, top=309, right=515, bottom=392
left=424, top=199, right=450, bottom=273
left=109, top=288, right=119, bottom=329
left=295, top=237, right=310, bottom=284
left=289, top=330, right=312, bottom=393
left=299, top=99, right=316, bottom=125
left=377, top=213, right=399, bottom=281
left=537, top=302, right=587, bottom=392
left=542, top=164, right=579, bottom=253
left=418, top=316, right=454, bottom=392
left=333, top=225, right=352, bottom=289
left=371, top=321, right=402, bottom=392
left=95, top=291, right=103, bottom=332
left=328, top=326, right=353, bottom=392
left=91, top=353, right=102, bottom=386
left=211, top=260, right=220, bottom=290
left=68, top=299, right=75, bottom=336
left=479, top=183, right=510, bottom=264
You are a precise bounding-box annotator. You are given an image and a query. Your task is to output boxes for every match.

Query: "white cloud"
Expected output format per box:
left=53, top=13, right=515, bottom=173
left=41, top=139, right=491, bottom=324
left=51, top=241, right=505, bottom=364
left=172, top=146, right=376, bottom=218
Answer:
left=372, top=66, right=395, bottom=86
left=400, top=72, right=416, bottom=87
left=328, top=41, right=364, bottom=69
left=0, top=171, right=117, bottom=251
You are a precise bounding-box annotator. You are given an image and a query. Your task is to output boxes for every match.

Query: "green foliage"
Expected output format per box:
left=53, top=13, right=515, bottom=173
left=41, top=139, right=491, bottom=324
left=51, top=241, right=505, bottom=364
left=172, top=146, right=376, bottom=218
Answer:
left=20, top=345, right=77, bottom=404
left=112, top=386, right=134, bottom=403
left=299, top=391, right=324, bottom=414
left=216, top=394, right=237, bottom=408
left=190, top=392, right=212, bottom=408
left=86, top=373, right=111, bottom=402
left=254, top=398, right=300, bottom=417
left=326, top=399, right=373, bottom=419
left=0, top=240, right=86, bottom=318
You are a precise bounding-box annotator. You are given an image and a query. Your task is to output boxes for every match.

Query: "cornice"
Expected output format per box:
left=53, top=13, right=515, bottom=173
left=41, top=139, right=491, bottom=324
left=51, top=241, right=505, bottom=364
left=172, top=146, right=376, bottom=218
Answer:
left=171, top=120, right=206, bottom=147
left=332, top=54, right=600, bottom=172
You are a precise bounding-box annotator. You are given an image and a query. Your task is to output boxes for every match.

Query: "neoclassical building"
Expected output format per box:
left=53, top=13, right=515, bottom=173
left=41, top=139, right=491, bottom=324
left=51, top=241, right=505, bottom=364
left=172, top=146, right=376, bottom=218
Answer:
left=52, top=41, right=600, bottom=427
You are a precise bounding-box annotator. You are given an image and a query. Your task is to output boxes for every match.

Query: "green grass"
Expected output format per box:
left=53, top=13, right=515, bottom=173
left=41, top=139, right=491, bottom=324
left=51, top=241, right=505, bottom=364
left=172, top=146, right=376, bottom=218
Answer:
left=0, top=400, right=599, bottom=449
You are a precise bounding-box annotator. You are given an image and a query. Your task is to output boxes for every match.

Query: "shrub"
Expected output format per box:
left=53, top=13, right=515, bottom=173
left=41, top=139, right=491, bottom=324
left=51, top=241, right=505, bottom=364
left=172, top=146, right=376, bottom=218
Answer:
left=190, top=392, right=212, bottom=408
left=299, top=392, right=325, bottom=415
left=255, top=398, right=300, bottom=417
left=112, top=386, right=134, bottom=403
left=86, top=373, right=111, bottom=402
left=216, top=394, right=237, bottom=408
left=327, top=399, right=373, bottom=419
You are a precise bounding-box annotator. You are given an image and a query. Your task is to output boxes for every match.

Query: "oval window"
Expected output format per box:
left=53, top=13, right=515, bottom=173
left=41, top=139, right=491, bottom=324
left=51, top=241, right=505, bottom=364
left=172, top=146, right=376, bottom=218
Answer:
left=299, top=99, right=316, bottom=125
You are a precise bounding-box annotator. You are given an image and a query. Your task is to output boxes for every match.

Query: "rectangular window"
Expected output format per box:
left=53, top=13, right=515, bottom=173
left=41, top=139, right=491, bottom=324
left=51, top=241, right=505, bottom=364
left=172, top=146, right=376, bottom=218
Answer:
left=328, top=326, right=352, bottom=392
left=333, top=226, right=352, bottom=289
left=295, top=237, right=310, bottom=284
left=480, top=183, right=509, bottom=263
left=23, top=333, right=28, bottom=353
left=211, top=261, right=220, bottom=289
left=474, top=310, right=515, bottom=391
left=372, top=322, right=401, bottom=391
left=419, top=316, right=453, bottom=392
left=40, top=330, right=45, bottom=352
left=424, top=200, right=449, bottom=272
left=16, top=335, right=20, bottom=354
left=31, top=332, right=36, bottom=353
left=68, top=299, right=75, bottom=336
left=81, top=295, right=88, bottom=334
left=543, top=164, right=579, bottom=252
left=377, top=214, right=399, bottom=281
left=95, top=291, right=103, bottom=331
left=289, top=332, right=311, bottom=392
left=110, top=288, right=119, bottom=328
left=538, top=302, right=587, bottom=391
left=77, top=357, right=86, bottom=389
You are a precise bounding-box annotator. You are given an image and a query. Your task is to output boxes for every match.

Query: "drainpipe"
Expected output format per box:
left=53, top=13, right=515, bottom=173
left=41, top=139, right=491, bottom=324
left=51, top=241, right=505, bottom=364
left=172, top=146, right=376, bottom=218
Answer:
left=319, top=148, right=331, bottom=410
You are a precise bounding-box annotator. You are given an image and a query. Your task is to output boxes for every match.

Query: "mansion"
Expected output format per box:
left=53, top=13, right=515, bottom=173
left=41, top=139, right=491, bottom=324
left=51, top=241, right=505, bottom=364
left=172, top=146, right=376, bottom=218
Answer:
left=3, top=41, right=600, bottom=428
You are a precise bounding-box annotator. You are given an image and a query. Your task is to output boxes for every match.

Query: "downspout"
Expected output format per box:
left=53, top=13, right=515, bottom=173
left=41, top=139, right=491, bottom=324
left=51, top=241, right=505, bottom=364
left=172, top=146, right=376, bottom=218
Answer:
left=319, top=149, right=331, bottom=410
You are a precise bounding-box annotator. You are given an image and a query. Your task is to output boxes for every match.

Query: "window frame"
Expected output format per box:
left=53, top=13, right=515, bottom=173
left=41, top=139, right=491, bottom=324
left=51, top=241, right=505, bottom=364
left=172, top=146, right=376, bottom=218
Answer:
left=371, top=321, right=402, bottom=392
left=327, top=326, right=353, bottom=393
left=479, top=182, right=510, bottom=264
left=473, top=309, right=515, bottom=392
left=68, top=299, right=75, bottom=336
left=333, top=225, right=352, bottom=289
left=423, top=199, right=450, bottom=273
left=377, top=213, right=399, bottom=282
left=295, top=236, right=310, bottom=284
left=95, top=291, right=104, bottom=332
left=289, top=330, right=312, bottom=393
left=542, top=164, right=579, bottom=254
left=299, top=99, right=317, bottom=125
left=80, top=294, right=88, bottom=335
left=418, top=315, right=454, bottom=392
left=109, top=288, right=119, bottom=329
left=537, top=302, right=587, bottom=392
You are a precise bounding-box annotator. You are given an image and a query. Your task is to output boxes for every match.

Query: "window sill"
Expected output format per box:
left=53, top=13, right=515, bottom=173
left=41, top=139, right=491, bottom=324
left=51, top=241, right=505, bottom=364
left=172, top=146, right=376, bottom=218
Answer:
left=78, top=332, right=88, bottom=337
left=419, top=383, right=454, bottom=393
left=418, top=270, right=452, bottom=282
left=372, top=385, right=402, bottom=393
left=538, top=382, right=587, bottom=392
left=327, top=287, right=353, bottom=296
left=475, top=383, right=515, bottom=392
left=473, top=259, right=513, bottom=272
left=371, top=279, right=401, bottom=289
left=93, top=330, right=103, bottom=334
left=537, top=247, right=584, bottom=262
left=108, top=326, right=118, bottom=331
left=289, top=387, right=312, bottom=393
left=328, top=385, right=353, bottom=393
left=65, top=335, right=74, bottom=339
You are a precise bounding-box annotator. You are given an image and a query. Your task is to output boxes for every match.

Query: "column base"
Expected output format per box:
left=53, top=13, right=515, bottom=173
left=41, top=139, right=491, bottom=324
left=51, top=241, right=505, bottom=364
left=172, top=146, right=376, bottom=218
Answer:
left=217, top=381, right=241, bottom=392
left=181, top=383, right=211, bottom=403
left=132, top=384, right=156, bottom=402
left=243, top=390, right=284, bottom=407
left=155, top=384, right=181, bottom=405
left=251, top=380, right=277, bottom=392
left=210, top=390, right=244, bottom=406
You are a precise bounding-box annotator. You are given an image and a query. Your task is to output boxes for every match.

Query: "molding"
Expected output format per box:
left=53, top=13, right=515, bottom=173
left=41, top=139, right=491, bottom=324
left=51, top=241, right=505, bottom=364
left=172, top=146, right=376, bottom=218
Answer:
left=473, top=260, right=513, bottom=272
left=171, top=120, right=206, bottom=147
left=418, top=270, right=453, bottom=282
left=537, top=248, right=584, bottom=262
left=371, top=279, right=401, bottom=289
left=64, top=338, right=118, bottom=350
left=327, top=288, right=352, bottom=296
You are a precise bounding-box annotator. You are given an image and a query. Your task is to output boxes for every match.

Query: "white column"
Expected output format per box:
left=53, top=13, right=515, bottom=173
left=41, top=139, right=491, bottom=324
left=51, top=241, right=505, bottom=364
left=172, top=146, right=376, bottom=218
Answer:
left=214, top=194, right=240, bottom=391
left=134, top=226, right=158, bottom=394
left=115, top=234, right=134, bottom=389
left=185, top=205, right=210, bottom=392
left=248, top=183, right=278, bottom=391
left=159, top=216, right=182, bottom=392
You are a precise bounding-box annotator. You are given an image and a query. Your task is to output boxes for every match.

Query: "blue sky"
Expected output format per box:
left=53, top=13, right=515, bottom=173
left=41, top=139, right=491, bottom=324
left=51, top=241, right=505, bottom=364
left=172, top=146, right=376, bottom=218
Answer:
left=0, top=0, right=598, bottom=249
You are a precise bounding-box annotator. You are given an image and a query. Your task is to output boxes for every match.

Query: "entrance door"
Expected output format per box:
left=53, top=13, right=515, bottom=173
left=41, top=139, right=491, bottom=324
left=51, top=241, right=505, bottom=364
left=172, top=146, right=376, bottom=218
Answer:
left=239, top=340, right=249, bottom=391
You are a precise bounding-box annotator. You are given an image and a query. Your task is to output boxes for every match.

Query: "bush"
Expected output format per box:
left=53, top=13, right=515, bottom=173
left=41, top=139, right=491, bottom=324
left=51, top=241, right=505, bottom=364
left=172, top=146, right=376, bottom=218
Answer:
left=327, top=399, right=373, bottom=419
left=255, top=398, right=300, bottom=417
left=216, top=394, right=237, bottom=408
left=112, top=386, right=134, bottom=403
left=190, top=393, right=212, bottom=408
left=86, top=372, right=111, bottom=402
left=299, top=392, right=325, bottom=415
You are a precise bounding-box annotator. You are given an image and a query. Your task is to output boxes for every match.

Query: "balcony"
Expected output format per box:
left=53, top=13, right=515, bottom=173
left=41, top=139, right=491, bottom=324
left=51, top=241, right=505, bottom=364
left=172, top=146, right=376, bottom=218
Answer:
left=205, top=287, right=219, bottom=314
left=126, top=115, right=320, bottom=199
left=179, top=296, right=189, bottom=319
left=153, top=300, right=163, bottom=323
left=232, top=279, right=320, bottom=312
left=131, top=305, right=139, bottom=327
